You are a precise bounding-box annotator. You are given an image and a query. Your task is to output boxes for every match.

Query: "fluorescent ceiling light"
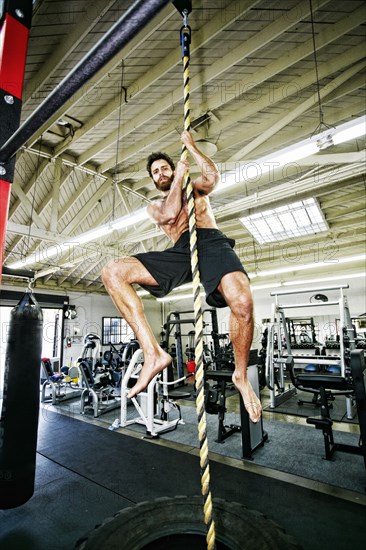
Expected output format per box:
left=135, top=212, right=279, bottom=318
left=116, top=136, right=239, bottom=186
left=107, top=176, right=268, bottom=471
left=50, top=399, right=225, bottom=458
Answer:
left=282, top=273, right=366, bottom=286
left=240, top=198, right=328, bottom=244
left=157, top=291, right=206, bottom=303
left=217, top=115, right=366, bottom=193
left=253, top=253, right=366, bottom=278
left=316, top=133, right=334, bottom=151
left=332, top=119, right=366, bottom=145
left=8, top=242, right=74, bottom=269
left=76, top=225, right=113, bottom=244
left=7, top=208, right=148, bottom=269
left=111, top=209, right=147, bottom=230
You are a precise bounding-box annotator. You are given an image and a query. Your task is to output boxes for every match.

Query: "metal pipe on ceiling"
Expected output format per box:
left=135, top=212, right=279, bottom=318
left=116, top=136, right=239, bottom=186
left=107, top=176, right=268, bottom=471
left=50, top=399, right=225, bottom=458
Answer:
left=0, top=0, right=171, bottom=164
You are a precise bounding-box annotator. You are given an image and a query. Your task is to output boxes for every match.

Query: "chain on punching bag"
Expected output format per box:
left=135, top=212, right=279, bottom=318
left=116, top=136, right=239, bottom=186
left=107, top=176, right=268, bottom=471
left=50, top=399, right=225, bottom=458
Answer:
left=0, top=290, right=43, bottom=509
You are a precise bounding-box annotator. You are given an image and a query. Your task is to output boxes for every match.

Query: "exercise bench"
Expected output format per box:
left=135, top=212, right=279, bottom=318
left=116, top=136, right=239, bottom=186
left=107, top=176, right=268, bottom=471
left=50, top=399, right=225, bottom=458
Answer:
left=290, top=349, right=366, bottom=467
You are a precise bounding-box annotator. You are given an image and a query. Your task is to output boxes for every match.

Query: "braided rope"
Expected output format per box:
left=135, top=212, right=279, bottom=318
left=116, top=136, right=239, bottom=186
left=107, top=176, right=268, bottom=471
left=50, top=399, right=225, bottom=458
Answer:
left=180, top=30, right=216, bottom=550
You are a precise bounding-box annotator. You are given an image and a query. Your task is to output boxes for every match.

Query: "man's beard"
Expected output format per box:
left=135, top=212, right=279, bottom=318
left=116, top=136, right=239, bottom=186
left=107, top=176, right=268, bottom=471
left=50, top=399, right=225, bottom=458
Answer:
left=155, top=173, right=174, bottom=191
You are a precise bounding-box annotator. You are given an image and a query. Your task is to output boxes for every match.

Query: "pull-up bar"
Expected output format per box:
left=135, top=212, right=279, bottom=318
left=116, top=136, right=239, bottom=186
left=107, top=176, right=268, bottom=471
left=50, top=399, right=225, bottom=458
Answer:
left=0, top=0, right=171, bottom=164
left=270, top=284, right=349, bottom=297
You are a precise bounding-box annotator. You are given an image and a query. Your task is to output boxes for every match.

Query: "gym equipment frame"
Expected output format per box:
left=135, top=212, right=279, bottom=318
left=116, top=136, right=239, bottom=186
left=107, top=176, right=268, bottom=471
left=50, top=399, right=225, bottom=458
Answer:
left=162, top=308, right=221, bottom=379
left=205, top=360, right=267, bottom=460
left=290, top=349, right=366, bottom=467
left=265, top=285, right=356, bottom=418
left=118, top=349, right=185, bottom=438
left=40, top=359, right=82, bottom=405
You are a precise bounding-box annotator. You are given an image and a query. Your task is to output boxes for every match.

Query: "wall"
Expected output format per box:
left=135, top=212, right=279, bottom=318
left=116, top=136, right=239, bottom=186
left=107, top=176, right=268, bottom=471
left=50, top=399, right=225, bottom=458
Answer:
left=62, top=292, right=162, bottom=367
left=0, top=284, right=163, bottom=370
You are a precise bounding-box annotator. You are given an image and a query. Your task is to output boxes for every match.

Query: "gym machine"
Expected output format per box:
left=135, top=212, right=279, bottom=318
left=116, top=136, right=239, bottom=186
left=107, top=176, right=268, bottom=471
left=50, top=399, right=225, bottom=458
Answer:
left=78, top=333, right=121, bottom=418
left=162, top=309, right=221, bottom=373
left=205, top=349, right=267, bottom=459
left=161, top=308, right=223, bottom=398
left=162, top=308, right=235, bottom=376
left=265, top=285, right=357, bottom=418
left=290, top=349, right=366, bottom=467
left=114, top=349, right=187, bottom=438
left=40, top=357, right=82, bottom=405
left=103, top=338, right=140, bottom=379
left=163, top=309, right=266, bottom=456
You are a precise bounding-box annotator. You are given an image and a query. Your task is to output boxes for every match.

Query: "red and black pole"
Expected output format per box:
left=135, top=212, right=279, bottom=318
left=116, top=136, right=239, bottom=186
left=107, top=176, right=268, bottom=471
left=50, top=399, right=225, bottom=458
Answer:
left=0, top=2, right=43, bottom=512
left=0, top=0, right=33, bottom=282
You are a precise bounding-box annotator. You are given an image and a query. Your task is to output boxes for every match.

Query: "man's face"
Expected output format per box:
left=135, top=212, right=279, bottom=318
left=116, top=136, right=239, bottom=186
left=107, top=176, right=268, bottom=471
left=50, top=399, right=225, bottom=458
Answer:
left=150, top=159, right=174, bottom=191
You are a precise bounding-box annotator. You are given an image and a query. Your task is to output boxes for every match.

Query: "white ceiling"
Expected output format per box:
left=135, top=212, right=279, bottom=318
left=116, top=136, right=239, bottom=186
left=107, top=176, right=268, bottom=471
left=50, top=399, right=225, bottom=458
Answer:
left=3, top=0, right=366, bottom=295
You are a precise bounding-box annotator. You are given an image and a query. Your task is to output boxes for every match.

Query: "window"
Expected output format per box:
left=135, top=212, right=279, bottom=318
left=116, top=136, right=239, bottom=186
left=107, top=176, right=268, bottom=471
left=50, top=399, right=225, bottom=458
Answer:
left=102, top=317, right=135, bottom=345
left=240, top=198, right=328, bottom=244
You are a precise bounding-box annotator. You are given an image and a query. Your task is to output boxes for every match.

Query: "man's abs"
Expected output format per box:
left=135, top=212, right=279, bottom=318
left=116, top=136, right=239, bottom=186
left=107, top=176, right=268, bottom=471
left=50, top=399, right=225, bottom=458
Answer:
left=161, top=194, right=217, bottom=244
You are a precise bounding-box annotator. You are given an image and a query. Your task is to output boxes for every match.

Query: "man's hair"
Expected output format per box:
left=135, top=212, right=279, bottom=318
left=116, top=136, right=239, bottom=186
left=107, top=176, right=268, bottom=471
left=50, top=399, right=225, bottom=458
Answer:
left=146, top=152, right=175, bottom=178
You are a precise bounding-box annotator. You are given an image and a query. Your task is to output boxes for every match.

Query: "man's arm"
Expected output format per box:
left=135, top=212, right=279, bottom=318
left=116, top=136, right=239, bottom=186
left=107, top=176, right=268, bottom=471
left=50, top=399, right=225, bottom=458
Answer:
left=181, top=130, right=220, bottom=195
left=147, top=159, right=188, bottom=225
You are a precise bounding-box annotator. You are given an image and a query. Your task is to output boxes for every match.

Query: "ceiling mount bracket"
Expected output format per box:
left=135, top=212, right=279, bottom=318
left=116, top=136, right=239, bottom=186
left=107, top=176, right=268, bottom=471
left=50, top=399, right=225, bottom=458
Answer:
left=172, top=1, right=192, bottom=17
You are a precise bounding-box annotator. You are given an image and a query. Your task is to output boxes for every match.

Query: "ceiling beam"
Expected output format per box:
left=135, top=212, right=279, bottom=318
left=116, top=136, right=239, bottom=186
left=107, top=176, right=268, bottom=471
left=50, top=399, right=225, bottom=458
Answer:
left=60, top=0, right=261, bottom=161
left=9, top=157, right=50, bottom=218
left=23, top=0, right=117, bottom=108
left=6, top=221, right=65, bottom=242
left=206, top=49, right=365, bottom=148
left=25, top=4, right=177, bottom=149
left=77, top=0, right=328, bottom=166
left=61, top=177, right=113, bottom=236
left=321, top=188, right=366, bottom=209
left=49, top=158, right=62, bottom=232
left=226, top=59, right=366, bottom=161
left=213, top=164, right=366, bottom=221
left=100, top=40, right=364, bottom=184
left=10, top=180, right=47, bottom=229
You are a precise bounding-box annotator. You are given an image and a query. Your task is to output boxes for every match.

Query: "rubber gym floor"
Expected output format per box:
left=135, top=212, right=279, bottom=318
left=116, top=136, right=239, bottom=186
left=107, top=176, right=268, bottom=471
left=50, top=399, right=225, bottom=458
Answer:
left=0, top=388, right=365, bottom=550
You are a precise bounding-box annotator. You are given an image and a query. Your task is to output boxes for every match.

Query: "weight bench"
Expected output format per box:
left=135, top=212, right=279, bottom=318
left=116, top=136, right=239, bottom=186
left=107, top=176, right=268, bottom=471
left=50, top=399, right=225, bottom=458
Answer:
left=290, top=350, right=366, bottom=467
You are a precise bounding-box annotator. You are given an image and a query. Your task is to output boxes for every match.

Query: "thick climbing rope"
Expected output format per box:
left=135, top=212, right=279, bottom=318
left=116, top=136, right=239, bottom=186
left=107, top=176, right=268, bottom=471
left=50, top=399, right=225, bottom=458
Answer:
left=179, top=10, right=216, bottom=550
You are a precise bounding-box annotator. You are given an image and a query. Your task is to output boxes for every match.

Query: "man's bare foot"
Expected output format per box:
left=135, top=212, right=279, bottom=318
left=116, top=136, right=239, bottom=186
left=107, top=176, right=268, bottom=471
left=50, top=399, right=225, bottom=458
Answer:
left=232, top=370, right=262, bottom=423
left=127, top=349, right=172, bottom=398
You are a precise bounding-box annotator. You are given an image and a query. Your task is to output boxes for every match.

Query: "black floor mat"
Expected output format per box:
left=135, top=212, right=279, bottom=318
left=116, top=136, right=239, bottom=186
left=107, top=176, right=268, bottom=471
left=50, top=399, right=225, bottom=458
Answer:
left=264, top=389, right=358, bottom=423
left=28, top=409, right=366, bottom=550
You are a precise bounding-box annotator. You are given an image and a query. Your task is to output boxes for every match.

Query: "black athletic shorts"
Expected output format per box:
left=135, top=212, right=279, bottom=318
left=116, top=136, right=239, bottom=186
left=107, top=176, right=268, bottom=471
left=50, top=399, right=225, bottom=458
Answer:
left=133, top=228, right=248, bottom=308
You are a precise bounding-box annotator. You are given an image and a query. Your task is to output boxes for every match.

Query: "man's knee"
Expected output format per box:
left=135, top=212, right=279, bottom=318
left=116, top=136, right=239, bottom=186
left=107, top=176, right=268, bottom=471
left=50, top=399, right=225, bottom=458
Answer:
left=230, top=292, right=253, bottom=322
left=101, top=257, right=130, bottom=286
left=220, top=272, right=253, bottom=318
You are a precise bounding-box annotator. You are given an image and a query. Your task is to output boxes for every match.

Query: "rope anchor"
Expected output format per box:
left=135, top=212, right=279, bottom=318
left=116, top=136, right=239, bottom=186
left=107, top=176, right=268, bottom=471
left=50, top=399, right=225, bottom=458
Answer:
left=177, top=7, right=216, bottom=550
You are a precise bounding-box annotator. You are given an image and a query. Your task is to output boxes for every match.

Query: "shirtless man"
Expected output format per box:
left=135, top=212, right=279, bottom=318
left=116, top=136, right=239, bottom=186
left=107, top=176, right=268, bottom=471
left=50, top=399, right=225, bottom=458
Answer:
left=101, top=130, right=262, bottom=423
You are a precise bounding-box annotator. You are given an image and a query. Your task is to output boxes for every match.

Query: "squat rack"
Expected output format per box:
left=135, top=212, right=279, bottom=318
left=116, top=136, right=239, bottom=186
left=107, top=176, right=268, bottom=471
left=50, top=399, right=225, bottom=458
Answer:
left=265, top=284, right=356, bottom=418
left=162, top=308, right=221, bottom=379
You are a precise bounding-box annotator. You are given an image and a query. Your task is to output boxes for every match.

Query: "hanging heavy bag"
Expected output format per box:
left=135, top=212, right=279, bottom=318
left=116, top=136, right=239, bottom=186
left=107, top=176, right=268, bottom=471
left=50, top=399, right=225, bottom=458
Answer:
left=0, top=291, right=43, bottom=509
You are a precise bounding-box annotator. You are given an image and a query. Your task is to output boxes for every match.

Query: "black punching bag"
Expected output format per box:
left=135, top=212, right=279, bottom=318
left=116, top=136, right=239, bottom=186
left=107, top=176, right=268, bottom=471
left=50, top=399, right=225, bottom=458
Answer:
left=0, top=291, right=43, bottom=509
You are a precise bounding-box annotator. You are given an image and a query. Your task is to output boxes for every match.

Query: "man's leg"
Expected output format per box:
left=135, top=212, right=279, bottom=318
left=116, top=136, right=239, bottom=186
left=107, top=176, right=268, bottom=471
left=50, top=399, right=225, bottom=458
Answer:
left=217, top=272, right=262, bottom=423
left=101, top=257, right=171, bottom=397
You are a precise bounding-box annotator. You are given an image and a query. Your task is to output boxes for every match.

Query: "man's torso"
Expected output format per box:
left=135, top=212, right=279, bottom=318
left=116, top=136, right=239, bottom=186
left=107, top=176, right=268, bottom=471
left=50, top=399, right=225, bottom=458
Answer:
left=159, top=192, right=217, bottom=243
